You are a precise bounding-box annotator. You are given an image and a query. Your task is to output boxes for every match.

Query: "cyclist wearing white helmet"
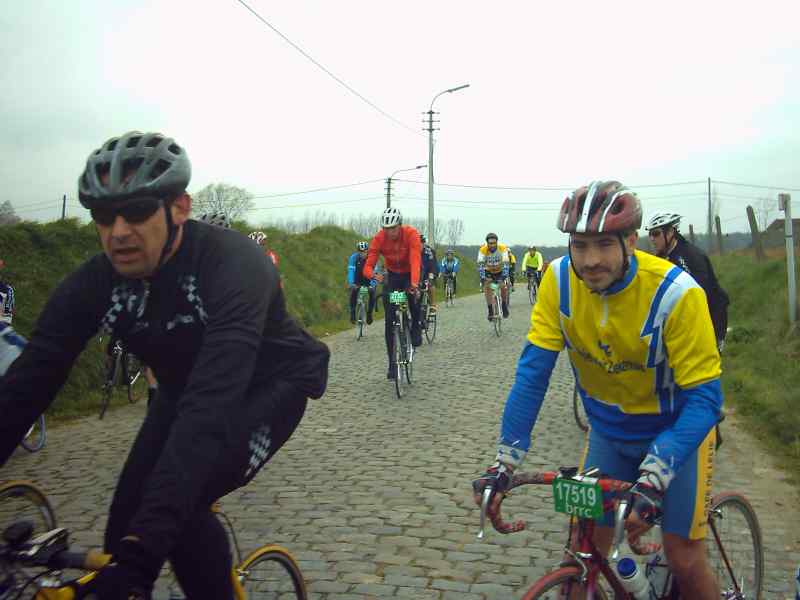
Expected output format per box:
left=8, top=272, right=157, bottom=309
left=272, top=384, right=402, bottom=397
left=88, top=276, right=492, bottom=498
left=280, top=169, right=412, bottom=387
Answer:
left=645, top=213, right=729, bottom=347
left=474, top=181, right=723, bottom=600
left=0, top=131, right=330, bottom=600
left=363, top=207, right=423, bottom=379
left=346, top=241, right=377, bottom=324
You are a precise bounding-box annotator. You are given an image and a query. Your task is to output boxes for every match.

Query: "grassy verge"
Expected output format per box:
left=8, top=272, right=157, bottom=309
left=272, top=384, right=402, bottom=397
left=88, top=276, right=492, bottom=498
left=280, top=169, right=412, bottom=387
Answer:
left=713, top=250, right=800, bottom=484
left=1, top=220, right=480, bottom=421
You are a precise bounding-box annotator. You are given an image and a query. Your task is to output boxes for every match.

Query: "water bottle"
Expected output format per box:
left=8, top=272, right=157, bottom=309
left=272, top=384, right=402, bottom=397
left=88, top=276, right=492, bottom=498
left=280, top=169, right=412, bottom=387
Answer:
left=645, top=548, right=672, bottom=598
left=616, top=557, right=656, bottom=600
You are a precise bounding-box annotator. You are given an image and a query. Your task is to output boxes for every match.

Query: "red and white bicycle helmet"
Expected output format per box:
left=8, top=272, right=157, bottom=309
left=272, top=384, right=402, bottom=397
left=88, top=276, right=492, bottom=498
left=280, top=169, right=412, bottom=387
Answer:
left=557, top=181, right=642, bottom=234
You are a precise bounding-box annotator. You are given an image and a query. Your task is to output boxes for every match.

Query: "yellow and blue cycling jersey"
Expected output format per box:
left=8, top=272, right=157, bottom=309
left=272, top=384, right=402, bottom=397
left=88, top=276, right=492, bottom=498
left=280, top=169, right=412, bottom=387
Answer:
left=497, top=250, right=722, bottom=491
left=477, top=243, right=509, bottom=276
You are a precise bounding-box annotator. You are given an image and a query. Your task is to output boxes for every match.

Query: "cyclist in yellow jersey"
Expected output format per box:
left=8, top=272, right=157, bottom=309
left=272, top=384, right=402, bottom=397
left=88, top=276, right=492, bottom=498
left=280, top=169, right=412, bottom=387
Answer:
left=476, top=233, right=510, bottom=319
left=473, top=181, right=722, bottom=600
left=521, top=244, right=544, bottom=287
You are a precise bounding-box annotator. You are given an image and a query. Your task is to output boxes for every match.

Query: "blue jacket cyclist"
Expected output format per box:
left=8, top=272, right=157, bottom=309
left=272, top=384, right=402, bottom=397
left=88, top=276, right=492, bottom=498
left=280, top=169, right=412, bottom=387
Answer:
left=440, top=249, right=460, bottom=294
left=347, top=241, right=377, bottom=324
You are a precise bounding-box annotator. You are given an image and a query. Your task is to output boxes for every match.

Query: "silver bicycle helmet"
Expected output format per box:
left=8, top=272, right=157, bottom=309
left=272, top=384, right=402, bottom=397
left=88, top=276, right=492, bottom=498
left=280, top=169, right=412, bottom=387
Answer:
left=645, top=212, right=681, bottom=231
left=78, top=131, right=191, bottom=209
left=356, top=241, right=369, bottom=251
left=380, top=207, right=402, bottom=227
left=198, top=211, right=231, bottom=229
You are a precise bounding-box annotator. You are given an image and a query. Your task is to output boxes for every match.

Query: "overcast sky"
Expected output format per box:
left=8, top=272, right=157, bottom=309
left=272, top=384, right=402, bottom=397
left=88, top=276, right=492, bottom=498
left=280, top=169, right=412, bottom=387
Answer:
left=3, top=1, right=799, bottom=245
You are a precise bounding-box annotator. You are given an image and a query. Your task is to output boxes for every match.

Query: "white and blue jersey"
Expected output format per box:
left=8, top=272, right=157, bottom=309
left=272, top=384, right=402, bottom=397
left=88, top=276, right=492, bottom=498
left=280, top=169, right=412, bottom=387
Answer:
left=440, top=257, right=460, bottom=274
left=0, top=282, right=14, bottom=324
left=347, top=252, right=378, bottom=288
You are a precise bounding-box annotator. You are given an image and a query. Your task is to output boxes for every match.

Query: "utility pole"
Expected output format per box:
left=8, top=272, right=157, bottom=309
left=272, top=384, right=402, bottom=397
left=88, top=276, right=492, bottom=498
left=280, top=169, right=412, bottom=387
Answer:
left=385, top=177, right=394, bottom=209
left=426, top=84, right=469, bottom=247
left=778, top=193, right=797, bottom=326
left=61, top=194, right=66, bottom=220
left=425, top=109, right=439, bottom=245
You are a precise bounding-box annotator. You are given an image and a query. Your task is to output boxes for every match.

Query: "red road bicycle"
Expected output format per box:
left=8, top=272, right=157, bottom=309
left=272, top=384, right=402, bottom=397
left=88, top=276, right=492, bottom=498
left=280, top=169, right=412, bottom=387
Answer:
left=478, top=466, right=763, bottom=599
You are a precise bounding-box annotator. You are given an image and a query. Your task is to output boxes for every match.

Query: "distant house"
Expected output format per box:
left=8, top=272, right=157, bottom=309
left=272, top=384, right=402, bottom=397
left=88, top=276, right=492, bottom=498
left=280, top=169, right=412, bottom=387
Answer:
left=762, top=218, right=800, bottom=248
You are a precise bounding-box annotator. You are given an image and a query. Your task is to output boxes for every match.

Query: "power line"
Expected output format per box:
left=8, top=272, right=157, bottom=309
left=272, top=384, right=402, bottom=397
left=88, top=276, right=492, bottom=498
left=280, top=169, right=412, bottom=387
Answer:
left=396, top=178, right=708, bottom=191
left=712, top=179, right=800, bottom=192
left=235, top=0, right=421, bottom=137
left=249, top=178, right=383, bottom=199
left=396, top=178, right=573, bottom=191
left=249, top=195, right=384, bottom=211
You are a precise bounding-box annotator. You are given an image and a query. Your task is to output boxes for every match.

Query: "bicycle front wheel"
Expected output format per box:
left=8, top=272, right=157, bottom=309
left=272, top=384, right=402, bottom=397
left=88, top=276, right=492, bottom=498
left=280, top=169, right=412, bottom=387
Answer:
left=20, top=415, right=47, bottom=452
left=403, top=317, right=413, bottom=384
left=356, top=300, right=365, bottom=340
left=707, top=491, right=764, bottom=600
left=236, top=545, right=308, bottom=600
left=529, top=280, right=537, bottom=305
left=522, top=566, right=609, bottom=599
left=393, top=325, right=403, bottom=398
left=493, top=295, right=502, bottom=337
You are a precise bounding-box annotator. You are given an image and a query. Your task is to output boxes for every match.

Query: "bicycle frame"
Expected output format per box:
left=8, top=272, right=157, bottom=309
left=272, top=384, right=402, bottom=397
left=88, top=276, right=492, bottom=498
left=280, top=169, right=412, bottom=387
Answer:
left=479, top=469, right=665, bottom=599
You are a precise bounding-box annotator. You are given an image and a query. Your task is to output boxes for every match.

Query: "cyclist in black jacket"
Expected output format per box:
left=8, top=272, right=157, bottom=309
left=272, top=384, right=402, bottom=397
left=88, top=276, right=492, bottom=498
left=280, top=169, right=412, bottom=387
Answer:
left=646, top=212, right=730, bottom=348
left=0, top=131, right=330, bottom=600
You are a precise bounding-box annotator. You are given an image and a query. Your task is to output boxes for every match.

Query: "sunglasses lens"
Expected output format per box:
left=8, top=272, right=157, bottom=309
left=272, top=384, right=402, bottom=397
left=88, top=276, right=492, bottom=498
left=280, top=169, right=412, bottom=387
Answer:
left=121, top=199, right=161, bottom=223
left=91, top=198, right=162, bottom=225
left=90, top=207, right=116, bottom=226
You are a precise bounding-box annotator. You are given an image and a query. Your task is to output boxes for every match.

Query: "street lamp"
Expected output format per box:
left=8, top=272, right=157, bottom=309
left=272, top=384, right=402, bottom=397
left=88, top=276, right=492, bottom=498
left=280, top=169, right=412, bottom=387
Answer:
left=426, top=83, right=470, bottom=246
left=386, top=164, right=427, bottom=209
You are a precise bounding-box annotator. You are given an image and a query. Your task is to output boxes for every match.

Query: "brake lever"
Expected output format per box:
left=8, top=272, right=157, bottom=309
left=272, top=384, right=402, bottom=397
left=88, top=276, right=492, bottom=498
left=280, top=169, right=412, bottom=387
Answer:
left=610, top=498, right=629, bottom=561
left=477, top=487, right=494, bottom=540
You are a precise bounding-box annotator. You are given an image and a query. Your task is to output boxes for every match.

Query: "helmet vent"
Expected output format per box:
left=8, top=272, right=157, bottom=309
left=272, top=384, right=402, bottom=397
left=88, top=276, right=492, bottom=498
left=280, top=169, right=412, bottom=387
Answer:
left=150, top=159, right=172, bottom=180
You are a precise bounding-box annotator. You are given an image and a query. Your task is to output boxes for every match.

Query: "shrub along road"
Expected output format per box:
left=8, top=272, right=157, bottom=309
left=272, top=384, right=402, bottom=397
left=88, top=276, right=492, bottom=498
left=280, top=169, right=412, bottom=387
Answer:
left=3, top=290, right=799, bottom=598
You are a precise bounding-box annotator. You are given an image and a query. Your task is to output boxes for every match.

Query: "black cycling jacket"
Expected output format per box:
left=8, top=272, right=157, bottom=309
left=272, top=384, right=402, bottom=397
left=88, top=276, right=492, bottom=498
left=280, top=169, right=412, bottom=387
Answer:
left=0, top=220, right=329, bottom=556
left=667, top=234, right=730, bottom=340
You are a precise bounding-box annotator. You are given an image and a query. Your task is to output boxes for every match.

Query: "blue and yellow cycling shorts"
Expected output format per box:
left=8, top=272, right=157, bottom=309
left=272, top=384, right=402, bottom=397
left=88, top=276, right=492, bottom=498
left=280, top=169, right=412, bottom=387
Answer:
left=581, top=426, right=716, bottom=540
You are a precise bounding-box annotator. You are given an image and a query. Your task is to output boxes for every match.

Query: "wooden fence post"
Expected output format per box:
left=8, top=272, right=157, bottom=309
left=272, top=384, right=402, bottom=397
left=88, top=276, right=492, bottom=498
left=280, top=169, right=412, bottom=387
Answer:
left=746, top=205, right=765, bottom=261
left=714, top=216, right=723, bottom=254
left=688, top=224, right=696, bottom=246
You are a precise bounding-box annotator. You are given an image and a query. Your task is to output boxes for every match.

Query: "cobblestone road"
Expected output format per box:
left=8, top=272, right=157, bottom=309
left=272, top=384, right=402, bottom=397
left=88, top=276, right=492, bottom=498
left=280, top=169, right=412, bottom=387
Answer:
left=4, top=290, right=800, bottom=598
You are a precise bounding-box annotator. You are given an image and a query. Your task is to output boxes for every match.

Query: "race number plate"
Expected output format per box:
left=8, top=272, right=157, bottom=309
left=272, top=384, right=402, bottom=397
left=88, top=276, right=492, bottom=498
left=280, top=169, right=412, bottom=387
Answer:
left=552, top=477, right=603, bottom=519
left=389, top=291, right=408, bottom=304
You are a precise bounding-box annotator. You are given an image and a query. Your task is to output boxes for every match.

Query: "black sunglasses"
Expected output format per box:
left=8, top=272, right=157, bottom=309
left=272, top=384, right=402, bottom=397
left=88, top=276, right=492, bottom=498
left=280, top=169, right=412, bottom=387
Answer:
left=91, top=197, right=163, bottom=226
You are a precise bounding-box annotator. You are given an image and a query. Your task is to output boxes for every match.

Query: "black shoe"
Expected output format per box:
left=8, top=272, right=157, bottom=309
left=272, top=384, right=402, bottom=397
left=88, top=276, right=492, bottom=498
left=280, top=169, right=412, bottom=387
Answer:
left=487, top=306, right=494, bottom=321
left=412, top=332, right=423, bottom=347
left=387, top=365, right=397, bottom=380
left=366, top=312, right=373, bottom=325
left=502, top=303, right=510, bottom=319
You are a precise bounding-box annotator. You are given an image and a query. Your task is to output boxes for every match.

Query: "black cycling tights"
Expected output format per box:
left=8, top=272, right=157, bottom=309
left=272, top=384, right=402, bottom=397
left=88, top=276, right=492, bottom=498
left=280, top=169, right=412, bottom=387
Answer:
left=104, top=388, right=307, bottom=599
left=382, top=271, right=421, bottom=364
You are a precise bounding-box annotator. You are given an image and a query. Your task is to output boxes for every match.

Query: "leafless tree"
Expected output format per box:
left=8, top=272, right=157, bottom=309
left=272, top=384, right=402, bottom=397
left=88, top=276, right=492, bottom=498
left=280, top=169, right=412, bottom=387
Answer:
left=192, top=183, right=254, bottom=221
left=756, top=196, right=776, bottom=231
left=0, top=201, right=20, bottom=225
left=446, top=218, right=464, bottom=247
